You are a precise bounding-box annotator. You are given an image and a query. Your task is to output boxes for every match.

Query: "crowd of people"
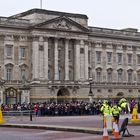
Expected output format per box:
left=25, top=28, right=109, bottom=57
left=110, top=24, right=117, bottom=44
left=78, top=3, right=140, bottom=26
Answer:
left=1, top=99, right=140, bottom=117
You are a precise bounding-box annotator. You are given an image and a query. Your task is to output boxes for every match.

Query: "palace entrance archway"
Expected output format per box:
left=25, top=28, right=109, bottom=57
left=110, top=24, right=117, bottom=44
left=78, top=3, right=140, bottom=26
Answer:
left=57, top=88, right=70, bottom=103
left=4, top=87, right=21, bottom=104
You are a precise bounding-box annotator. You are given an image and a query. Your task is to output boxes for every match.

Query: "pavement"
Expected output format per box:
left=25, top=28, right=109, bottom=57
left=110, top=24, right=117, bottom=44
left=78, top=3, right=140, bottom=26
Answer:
left=1, top=114, right=140, bottom=137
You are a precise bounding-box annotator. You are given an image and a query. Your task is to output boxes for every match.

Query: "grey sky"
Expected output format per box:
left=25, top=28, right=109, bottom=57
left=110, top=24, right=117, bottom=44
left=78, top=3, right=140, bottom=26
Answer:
left=0, top=0, right=140, bottom=30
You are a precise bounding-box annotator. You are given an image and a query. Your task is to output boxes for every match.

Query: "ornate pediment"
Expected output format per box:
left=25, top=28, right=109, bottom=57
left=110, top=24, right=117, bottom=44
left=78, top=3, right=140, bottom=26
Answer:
left=33, top=16, right=89, bottom=32
left=53, top=18, right=72, bottom=30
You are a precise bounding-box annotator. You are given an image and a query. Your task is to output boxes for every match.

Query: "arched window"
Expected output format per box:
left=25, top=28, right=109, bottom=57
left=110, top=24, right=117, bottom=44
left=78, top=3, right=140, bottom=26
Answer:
left=96, top=68, right=102, bottom=82
left=107, top=68, right=113, bottom=82
left=5, top=64, right=13, bottom=81
left=127, top=69, right=133, bottom=83
left=117, top=68, right=123, bottom=82
left=88, top=67, right=92, bottom=79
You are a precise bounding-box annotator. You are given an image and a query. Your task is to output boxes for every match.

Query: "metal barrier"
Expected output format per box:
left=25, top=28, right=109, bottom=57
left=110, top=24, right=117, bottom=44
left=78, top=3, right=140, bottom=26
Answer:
left=2, top=110, right=35, bottom=121
left=2, top=110, right=35, bottom=116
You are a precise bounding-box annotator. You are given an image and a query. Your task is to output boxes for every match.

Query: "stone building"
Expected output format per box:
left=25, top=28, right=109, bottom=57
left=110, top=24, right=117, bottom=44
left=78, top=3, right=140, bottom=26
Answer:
left=0, top=8, right=140, bottom=104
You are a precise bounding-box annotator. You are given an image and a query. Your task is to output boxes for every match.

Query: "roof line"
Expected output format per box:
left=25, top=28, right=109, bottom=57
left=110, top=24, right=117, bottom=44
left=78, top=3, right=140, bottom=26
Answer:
left=9, top=8, right=88, bottom=19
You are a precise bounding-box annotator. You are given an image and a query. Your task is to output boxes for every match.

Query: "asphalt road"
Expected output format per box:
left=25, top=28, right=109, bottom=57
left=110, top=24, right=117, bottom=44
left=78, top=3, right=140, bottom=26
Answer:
left=0, top=127, right=140, bottom=140
left=2, top=114, right=140, bottom=140
left=0, top=127, right=101, bottom=140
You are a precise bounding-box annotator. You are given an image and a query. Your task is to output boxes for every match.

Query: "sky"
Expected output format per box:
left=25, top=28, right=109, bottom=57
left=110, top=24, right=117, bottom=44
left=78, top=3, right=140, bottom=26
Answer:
left=0, top=0, right=140, bottom=30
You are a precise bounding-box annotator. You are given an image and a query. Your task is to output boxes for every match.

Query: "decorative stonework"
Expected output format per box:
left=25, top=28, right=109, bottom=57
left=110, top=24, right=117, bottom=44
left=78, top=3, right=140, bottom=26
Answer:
left=53, top=19, right=72, bottom=30
left=13, top=35, right=20, bottom=41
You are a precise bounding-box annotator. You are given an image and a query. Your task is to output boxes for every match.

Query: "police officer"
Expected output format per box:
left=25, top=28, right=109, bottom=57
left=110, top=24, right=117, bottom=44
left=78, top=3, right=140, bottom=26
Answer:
left=119, top=98, right=130, bottom=114
left=112, top=101, right=122, bottom=124
left=100, top=100, right=112, bottom=116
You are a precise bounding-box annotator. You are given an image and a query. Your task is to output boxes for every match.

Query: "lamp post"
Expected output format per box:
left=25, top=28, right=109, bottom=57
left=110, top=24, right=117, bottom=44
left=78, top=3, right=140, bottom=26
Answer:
left=88, top=78, right=94, bottom=103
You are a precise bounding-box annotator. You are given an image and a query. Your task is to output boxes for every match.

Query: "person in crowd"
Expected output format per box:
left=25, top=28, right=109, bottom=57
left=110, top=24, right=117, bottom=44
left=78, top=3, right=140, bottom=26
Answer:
left=119, top=98, right=130, bottom=114
left=100, top=100, right=112, bottom=116
left=34, top=104, right=38, bottom=116
left=111, top=101, right=122, bottom=124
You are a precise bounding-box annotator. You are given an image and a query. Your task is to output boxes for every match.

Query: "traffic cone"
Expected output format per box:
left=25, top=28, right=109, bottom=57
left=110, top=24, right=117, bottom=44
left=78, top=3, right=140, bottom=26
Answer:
left=131, top=106, right=140, bottom=123
left=103, top=116, right=110, bottom=140
left=0, top=107, right=5, bottom=125
left=110, top=122, right=122, bottom=140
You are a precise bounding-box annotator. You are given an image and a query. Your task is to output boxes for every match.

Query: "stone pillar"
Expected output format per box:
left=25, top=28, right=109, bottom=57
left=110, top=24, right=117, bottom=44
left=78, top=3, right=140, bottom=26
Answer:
left=65, top=39, right=69, bottom=80
left=84, top=41, right=89, bottom=80
left=102, top=43, right=107, bottom=82
left=132, top=46, right=137, bottom=82
left=21, top=90, right=30, bottom=104
left=123, top=45, right=127, bottom=82
left=74, top=40, right=80, bottom=81
left=112, top=44, right=117, bottom=82
left=54, top=38, right=59, bottom=80
left=80, top=40, right=84, bottom=80
left=44, top=37, right=48, bottom=80
left=0, top=91, right=3, bottom=105
left=32, top=36, right=39, bottom=80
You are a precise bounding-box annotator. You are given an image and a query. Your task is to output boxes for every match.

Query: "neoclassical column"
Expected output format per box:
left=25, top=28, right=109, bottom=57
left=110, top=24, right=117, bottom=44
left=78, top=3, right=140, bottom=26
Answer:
left=44, top=37, right=49, bottom=80
left=112, top=44, right=117, bottom=82
left=65, top=39, right=69, bottom=80
left=122, top=45, right=127, bottom=82
left=102, top=42, right=107, bottom=82
left=84, top=41, right=89, bottom=80
left=0, top=91, right=3, bottom=105
left=54, top=38, right=59, bottom=80
left=74, top=40, right=80, bottom=81
left=80, top=40, right=85, bottom=80
left=32, top=36, right=39, bottom=80
left=132, top=46, right=137, bottom=82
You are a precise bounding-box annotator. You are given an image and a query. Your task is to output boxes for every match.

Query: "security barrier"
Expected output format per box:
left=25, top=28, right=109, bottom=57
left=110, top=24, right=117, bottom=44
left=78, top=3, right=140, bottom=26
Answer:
left=2, top=110, right=35, bottom=117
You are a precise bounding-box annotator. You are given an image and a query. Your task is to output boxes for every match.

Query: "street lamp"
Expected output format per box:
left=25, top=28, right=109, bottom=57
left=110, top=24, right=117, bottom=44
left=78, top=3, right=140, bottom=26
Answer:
left=88, top=78, right=94, bottom=103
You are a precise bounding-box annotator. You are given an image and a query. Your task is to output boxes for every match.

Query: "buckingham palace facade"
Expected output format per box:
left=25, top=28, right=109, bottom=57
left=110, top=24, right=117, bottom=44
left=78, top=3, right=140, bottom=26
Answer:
left=0, top=8, right=140, bottom=104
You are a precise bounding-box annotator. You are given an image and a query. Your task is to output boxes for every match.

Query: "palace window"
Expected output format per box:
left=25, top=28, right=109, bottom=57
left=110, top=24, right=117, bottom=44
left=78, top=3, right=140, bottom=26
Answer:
left=39, top=45, right=44, bottom=51
left=21, top=69, right=26, bottom=80
left=48, top=49, right=51, bottom=59
left=20, top=47, right=26, bottom=58
left=127, top=54, right=132, bottom=65
left=96, top=68, right=102, bottom=82
left=137, top=55, right=140, bottom=65
left=107, top=52, right=112, bottom=64
left=117, top=53, right=122, bottom=64
left=68, top=50, right=72, bottom=60
left=127, top=69, right=133, bottom=83
left=88, top=67, right=92, bottom=78
left=80, top=48, right=84, bottom=54
left=96, top=51, right=101, bottom=63
left=5, top=64, right=13, bottom=81
left=117, top=69, right=123, bottom=82
left=137, top=72, right=140, bottom=83
left=69, top=69, right=73, bottom=80
left=107, top=69, right=112, bottom=82
left=58, top=49, right=61, bottom=59
left=6, top=45, right=13, bottom=58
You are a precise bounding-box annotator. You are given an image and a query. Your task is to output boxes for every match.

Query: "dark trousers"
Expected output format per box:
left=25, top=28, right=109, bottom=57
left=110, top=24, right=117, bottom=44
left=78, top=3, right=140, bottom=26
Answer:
left=113, top=115, right=120, bottom=124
